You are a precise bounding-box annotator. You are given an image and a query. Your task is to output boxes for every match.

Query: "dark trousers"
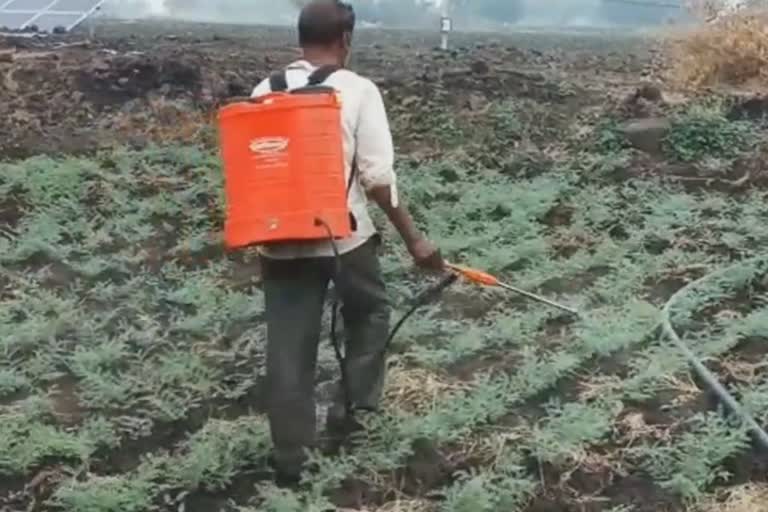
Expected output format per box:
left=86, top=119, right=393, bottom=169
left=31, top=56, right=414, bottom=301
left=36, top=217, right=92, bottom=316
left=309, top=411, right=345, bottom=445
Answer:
left=260, top=237, right=390, bottom=477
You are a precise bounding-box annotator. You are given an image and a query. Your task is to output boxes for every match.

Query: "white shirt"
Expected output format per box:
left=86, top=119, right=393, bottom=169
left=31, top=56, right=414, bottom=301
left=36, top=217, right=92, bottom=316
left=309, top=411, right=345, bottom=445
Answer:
left=250, top=60, right=398, bottom=259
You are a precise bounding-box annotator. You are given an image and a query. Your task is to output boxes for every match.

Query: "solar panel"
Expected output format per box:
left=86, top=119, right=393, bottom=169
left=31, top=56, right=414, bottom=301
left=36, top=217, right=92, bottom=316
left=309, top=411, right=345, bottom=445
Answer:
left=0, top=0, right=105, bottom=33
left=0, top=11, right=30, bottom=29
left=31, top=11, right=83, bottom=31
left=3, top=0, right=53, bottom=9
left=54, top=0, right=103, bottom=11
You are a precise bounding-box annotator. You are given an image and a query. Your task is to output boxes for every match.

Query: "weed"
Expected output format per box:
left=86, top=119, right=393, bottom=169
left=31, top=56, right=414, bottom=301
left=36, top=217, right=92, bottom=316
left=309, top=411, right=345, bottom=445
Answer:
left=439, top=455, right=534, bottom=512
left=593, top=120, right=630, bottom=154
left=634, top=413, right=750, bottom=501
left=0, top=368, right=30, bottom=397
left=665, top=104, right=754, bottom=162
left=52, top=464, right=162, bottom=512
left=531, top=399, right=619, bottom=466
left=171, top=417, right=270, bottom=491
left=0, top=412, right=87, bottom=476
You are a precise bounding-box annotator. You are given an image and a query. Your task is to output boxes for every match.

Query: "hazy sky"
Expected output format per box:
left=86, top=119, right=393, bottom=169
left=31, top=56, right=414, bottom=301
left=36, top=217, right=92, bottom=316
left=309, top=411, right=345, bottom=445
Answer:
left=103, top=0, right=718, bottom=27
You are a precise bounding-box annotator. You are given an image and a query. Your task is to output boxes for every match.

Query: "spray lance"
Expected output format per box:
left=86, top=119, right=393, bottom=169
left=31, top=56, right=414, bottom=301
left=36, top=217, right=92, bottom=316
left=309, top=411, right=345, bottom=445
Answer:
left=381, top=263, right=578, bottom=356
left=445, top=263, right=579, bottom=316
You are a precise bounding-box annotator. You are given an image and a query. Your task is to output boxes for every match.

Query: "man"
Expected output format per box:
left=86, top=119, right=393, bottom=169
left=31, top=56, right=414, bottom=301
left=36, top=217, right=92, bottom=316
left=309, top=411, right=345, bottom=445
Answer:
left=251, top=0, right=444, bottom=485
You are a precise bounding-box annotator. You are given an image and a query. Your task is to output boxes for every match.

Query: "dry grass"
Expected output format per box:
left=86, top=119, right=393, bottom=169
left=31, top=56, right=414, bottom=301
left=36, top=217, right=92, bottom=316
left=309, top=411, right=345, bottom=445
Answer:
left=578, top=375, right=624, bottom=402
left=699, top=483, right=768, bottom=512
left=376, top=500, right=436, bottom=512
left=720, top=356, right=768, bottom=384
left=339, top=500, right=436, bottom=512
left=112, top=97, right=216, bottom=146
left=383, top=364, right=469, bottom=413
left=665, top=3, right=768, bottom=91
left=617, top=411, right=676, bottom=445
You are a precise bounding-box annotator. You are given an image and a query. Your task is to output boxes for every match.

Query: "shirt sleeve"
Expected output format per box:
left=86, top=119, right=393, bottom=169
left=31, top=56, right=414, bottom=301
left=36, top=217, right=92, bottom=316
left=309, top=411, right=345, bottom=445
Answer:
left=355, top=79, right=398, bottom=207
left=251, top=78, right=270, bottom=98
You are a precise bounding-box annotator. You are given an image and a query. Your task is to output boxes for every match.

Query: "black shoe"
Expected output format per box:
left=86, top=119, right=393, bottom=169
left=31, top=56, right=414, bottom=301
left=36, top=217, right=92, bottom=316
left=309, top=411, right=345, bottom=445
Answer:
left=274, top=470, right=301, bottom=489
left=268, top=454, right=302, bottom=489
left=323, top=404, right=370, bottom=456
left=325, top=404, right=365, bottom=438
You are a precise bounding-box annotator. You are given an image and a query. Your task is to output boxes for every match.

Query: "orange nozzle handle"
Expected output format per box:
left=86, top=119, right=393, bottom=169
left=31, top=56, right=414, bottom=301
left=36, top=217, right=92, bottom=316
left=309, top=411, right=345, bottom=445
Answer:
left=446, top=263, right=500, bottom=287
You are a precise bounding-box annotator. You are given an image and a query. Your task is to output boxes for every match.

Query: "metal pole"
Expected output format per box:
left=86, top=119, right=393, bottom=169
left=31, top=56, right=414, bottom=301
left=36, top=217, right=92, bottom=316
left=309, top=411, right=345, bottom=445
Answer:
left=440, top=0, right=450, bottom=50
left=496, top=282, right=580, bottom=316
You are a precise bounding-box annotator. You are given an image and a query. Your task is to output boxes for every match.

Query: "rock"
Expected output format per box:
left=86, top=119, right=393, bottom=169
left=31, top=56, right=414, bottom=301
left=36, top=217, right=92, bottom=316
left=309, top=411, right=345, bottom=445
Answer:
left=52, top=26, right=67, bottom=35
left=401, top=95, right=420, bottom=108
left=467, top=93, right=486, bottom=111
left=619, top=118, right=671, bottom=156
left=635, top=82, right=663, bottom=102
left=91, top=59, right=111, bottom=73
left=471, top=59, right=489, bottom=74
left=0, top=50, right=14, bottom=63
left=226, top=78, right=248, bottom=98
left=728, top=95, right=768, bottom=121
left=623, top=82, right=665, bottom=117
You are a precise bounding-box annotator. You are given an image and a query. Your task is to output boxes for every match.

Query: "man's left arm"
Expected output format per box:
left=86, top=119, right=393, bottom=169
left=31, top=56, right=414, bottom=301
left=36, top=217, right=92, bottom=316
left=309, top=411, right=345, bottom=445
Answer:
left=355, top=80, right=443, bottom=271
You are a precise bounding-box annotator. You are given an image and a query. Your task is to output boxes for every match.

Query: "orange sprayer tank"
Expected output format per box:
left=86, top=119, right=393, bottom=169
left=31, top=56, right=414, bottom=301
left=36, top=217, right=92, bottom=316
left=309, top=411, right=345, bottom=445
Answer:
left=218, top=89, right=351, bottom=249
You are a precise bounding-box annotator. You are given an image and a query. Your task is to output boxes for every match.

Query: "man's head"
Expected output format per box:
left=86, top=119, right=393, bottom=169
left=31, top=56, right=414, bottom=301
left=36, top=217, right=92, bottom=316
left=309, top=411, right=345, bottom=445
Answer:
left=298, top=0, right=356, bottom=66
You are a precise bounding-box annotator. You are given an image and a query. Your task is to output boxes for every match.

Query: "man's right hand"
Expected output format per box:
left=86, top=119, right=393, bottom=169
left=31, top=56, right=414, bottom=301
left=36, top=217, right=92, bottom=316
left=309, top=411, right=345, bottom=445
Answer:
left=407, top=237, right=444, bottom=271
left=367, top=186, right=444, bottom=271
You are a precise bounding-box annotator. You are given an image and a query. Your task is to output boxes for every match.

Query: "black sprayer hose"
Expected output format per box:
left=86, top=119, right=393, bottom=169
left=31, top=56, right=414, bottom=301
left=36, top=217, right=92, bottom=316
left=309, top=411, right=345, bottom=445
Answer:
left=385, top=272, right=459, bottom=349
left=314, top=218, right=355, bottom=414
left=316, top=215, right=460, bottom=416
left=331, top=273, right=459, bottom=418
left=329, top=268, right=458, bottom=416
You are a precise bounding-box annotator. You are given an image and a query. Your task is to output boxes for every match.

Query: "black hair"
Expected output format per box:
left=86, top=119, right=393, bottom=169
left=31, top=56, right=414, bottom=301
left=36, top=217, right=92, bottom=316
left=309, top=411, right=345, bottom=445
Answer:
left=298, top=0, right=356, bottom=47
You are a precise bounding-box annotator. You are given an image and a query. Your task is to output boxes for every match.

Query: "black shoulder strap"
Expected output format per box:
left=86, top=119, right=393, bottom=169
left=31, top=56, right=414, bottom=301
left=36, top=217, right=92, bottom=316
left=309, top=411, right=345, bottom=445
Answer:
left=268, top=71, right=288, bottom=92
left=269, top=66, right=339, bottom=92
left=347, top=157, right=359, bottom=232
left=307, top=65, right=341, bottom=86
left=347, top=158, right=357, bottom=196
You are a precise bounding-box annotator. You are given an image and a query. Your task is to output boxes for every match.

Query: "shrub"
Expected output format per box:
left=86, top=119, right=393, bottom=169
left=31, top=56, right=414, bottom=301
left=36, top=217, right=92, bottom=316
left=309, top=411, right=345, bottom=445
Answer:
left=665, top=3, right=768, bottom=89
left=665, top=104, right=754, bottom=161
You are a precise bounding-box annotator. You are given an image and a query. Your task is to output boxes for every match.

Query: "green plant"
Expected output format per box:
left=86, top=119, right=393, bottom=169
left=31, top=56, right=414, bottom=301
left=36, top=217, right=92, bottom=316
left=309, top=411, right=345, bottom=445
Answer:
left=665, top=104, right=754, bottom=162
left=0, top=368, right=30, bottom=397
left=51, top=464, right=162, bottom=512
left=634, top=414, right=750, bottom=501
left=439, top=452, right=534, bottom=512
left=593, top=120, right=630, bottom=154
left=531, top=399, right=619, bottom=466
left=0, top=413, right=87, bottom=476
left=171, top=417, right=270, bottom=491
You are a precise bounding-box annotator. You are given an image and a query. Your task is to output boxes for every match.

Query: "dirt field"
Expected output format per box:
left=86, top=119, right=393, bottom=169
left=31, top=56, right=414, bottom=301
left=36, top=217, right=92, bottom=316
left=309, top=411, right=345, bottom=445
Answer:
left=1, top=19, right=768, bottom=512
